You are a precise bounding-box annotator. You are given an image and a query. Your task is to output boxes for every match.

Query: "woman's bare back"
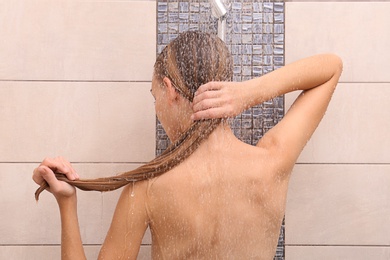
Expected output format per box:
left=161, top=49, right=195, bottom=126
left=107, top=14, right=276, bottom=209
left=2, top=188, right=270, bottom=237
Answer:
left=145, top=126, right=289, bottom=259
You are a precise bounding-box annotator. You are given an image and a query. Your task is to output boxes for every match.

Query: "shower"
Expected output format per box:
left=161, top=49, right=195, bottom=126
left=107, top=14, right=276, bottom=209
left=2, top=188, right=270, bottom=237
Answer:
left=209, top=0, right=228, bottom=41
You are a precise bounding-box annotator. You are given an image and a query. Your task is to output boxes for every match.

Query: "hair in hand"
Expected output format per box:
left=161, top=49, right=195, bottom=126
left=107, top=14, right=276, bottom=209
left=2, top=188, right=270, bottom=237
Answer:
left=35, top=31, right=233, bottom=201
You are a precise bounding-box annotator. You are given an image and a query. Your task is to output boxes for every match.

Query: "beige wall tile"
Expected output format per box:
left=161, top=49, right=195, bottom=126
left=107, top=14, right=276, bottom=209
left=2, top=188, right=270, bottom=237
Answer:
left=286, top=0, right=387, bottom=2
left=0, top=163, right=146, bottom=245
left=285, top=83, right=390, bottom=164
left=138, top=245, right=152, bottom=259
left=0, top=246, right=70, bottom=260
left=1, top=163, right=61, bottom=244
left=0, top=1, right=156, bottom=81
left=285, top=164, right=390, bottom=245
left=286, top=2, right=390, bottom=82
left=0, top=245, right=150, bottom=260
left=0, top=81, right=156, bottom=162
left=286, top=246, right=390, bottom=260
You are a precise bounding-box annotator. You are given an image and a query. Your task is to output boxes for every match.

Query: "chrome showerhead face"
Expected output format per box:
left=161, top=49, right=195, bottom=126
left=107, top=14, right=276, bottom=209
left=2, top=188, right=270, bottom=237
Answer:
left=209, top=0, right=227, bottom=19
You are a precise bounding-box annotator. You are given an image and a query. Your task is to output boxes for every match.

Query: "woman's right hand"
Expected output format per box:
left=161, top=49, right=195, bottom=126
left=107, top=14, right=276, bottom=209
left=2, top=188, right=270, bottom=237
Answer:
left=191, top=81, right=249, bottom=121
left=32, top=156, right=79, bottom=202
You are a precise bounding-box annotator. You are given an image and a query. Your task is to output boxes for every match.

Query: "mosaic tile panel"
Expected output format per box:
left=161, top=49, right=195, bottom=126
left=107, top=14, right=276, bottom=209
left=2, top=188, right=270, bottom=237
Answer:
left=156, top=0, right=285, bottom=259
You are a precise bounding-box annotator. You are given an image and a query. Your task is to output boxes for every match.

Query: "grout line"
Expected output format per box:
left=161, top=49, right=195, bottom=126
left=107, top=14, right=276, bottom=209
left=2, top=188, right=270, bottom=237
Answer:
left=0, top=79, right=151, bottom=83
left=0, top=162, right=148, bottom=164
left=0, top=80, right=388, bottom=84
left=285, top=244, right=390, bottom=247
left=0, top=243, right=151, bottom=247
left=285, top=0, right=389, bottom=2
left=339, top=81, right=390, bottom=84
left=1, top=162, right=389, bottom=165
left=295, top=163, right=390, bottom=165
left=0, top=244, right=102, bottom=247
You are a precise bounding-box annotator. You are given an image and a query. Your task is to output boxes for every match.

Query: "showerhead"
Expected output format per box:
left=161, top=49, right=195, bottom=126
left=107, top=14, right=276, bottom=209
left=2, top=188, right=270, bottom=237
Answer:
left=209, top=0, right=227, bottom=19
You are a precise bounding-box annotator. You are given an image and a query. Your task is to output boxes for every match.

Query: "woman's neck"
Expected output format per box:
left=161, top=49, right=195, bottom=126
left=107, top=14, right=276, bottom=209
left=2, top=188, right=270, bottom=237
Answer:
left=197, top=122, right=236, bottom=150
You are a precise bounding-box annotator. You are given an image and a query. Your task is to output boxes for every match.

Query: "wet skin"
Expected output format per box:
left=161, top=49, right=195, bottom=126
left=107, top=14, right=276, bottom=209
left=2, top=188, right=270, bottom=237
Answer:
left=33, top=54, right=342, bottom=260
left=145, top=125, right=288, bottom=259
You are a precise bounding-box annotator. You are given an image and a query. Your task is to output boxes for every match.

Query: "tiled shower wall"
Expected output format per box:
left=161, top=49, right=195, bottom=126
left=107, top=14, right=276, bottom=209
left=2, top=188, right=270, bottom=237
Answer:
left=156, top=1, right=285, bottom=259
left=284, top=2, right=390, bottom=259
left=0, top=1, right=156, bottom=258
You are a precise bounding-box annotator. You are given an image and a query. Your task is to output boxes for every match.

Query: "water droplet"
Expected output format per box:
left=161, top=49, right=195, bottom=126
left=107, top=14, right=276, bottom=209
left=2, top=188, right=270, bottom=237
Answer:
left=131, top=181, right=135, bottom=197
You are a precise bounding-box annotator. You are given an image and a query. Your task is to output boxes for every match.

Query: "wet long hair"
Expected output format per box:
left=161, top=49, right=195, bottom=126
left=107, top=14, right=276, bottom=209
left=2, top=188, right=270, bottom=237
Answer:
left=35, top=31, right=233, bottom=200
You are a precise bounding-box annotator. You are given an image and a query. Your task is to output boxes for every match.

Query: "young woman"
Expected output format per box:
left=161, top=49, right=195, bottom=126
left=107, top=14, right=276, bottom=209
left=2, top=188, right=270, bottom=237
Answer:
left=33, top=31, right=342, bottom=259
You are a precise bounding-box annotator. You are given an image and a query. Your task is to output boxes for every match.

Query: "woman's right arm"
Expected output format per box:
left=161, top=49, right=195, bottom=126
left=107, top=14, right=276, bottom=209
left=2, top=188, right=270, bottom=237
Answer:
left=33, top=157, right=148, bottom=260
left=192, top=54, right=343, bottom=172
left=33, top=157, right=86, bottom=260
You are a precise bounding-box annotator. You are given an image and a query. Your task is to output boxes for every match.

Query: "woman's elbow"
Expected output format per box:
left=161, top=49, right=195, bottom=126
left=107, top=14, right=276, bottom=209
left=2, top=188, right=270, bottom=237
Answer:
left=329, top=53, right=343, bottom=76
left=326, top=54, right=343, bottom=89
